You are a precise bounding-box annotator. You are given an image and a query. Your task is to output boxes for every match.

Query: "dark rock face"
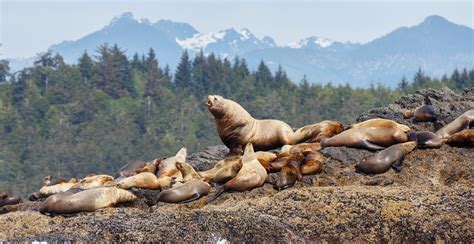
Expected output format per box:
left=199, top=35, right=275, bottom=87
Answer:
left=0, top=88, right=473, bottom=242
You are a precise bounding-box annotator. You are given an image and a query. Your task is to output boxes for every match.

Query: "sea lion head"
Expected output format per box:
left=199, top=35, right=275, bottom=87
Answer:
left=400, top=141, right=417, bottom=152
left=43, top=175, right=52, bottom=186
left=205, top=95, right=226, bottom=117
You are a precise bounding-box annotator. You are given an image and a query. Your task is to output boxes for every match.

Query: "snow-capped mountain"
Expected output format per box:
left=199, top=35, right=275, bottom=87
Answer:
left=8, top=13, right=472, bottom=88
left=177, top=28, right=275, bottom=57
left=288, top=36, right=334, bottom=49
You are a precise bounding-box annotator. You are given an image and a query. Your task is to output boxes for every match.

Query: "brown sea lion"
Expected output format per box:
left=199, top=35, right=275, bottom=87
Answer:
left=355, top=141, right=417, bottom=174
left=403, top=97, right=437, bottom=122
left=270, top=152, right=303, bottom=172
left=289, top=143, right=322, bottom=155
left=157, top=179, right=211, bottom=203
left=295, top=120, right=344, bottom=143
left=300, top=152, right=324, bottom=175
left=407, top=131, right=444, bottom=148
left=0, top=189, right=22, bottom=207
left=446, top=129, right=474, bottom=147
left=212, top=161, right=243, bottom=183
left=436, top=110, right=474, bottom=138
left=205, top=95, right=336, bottom=155
left=115, top=172, right=175, bottom=190
left=114, top=159, right=160, bottom=179
left=156, top=147, right=187, bottom=183
left=29, top=177, right=80, bottom=201
left=198, top=156, right=241, bottom=183
left=72, top=174, right=114, bottom=189
left=206, top=143, right=267, bottom=203
left=39, top=187, right=136, bottom=215
left=274, top=160, right=302, bottom=191
left=176, top=162, right=202, bottom=183
left=346, top=118, right=411, bottom=132
left=320, top=127, right=408, bottom=150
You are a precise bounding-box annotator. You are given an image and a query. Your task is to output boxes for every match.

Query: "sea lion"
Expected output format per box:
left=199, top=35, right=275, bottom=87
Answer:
left=115, top=172, right=175, bottom=190
left=157, top=179, right=211, bottom=203
left=407, top=131, right=444, bottom=148
left=403, top=97, right=438, bottom=122
left=205, top=95, right=336, bottom=155
left=446, top=129, right=474, bottom=147
left=114, top=159, right=160, bottom=179
left=39, top=187, right=136, bottom=215
left=176, top=162, right=202, bottom=183
left=355, top=141, right=417, bottom=174
left=0, top=189, right=22, bottom=207
left=436, top=110, right=474, bottom=138
left=346, top=118, right=411, bottom=132
left=300, top=152, right=324, bottom=175
left=274, top=159, right=302, bottom=191
left=288, top=143, right=322, bottom=155
left=320, top=127, right=409, bottom=150
left=29, top=177, right=80, bottom=201
left=270, top=152, right=303, bottom=172
left=199, top=156, right=241, bottom=183
left=156, top=148, right=187, bottom=183
left=295, top=120, right=344, bottom=143
left=206, top=143, right=267, bottom=203
left=212, top=161, right=243, bottom=183
left=72, top=174, right=114, bottom=189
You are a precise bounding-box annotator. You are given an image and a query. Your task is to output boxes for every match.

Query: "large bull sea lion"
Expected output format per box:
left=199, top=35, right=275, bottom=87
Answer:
left=205, top=95, right=342, bottom=155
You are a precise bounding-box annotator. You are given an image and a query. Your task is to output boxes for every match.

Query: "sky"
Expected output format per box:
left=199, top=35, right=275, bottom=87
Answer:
left=1, top=0, right=473, bottom=59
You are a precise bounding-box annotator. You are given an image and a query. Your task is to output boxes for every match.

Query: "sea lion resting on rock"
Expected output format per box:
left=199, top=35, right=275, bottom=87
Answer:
left=199, top=151, right=276, bottom=182
left=206, top=143, right=267, bottom=203
left=116, top=148, right=187, bottom=190
left=403, top=97, right=437, bottom=122
left=321, top=126, right=409, bottom=150
left=206, top=95, right=342, bottom=155
left=114, top=159, right=160, bottom=180
left=446, top=129, right=474, bottom=147
left=355, top=141, right=417, bottom=174
left=0, top=189, right=22, bottom=207
left=274, top=159, right=302, bottom=191
left=29, top=176, right=79, bottom=201
left=346, top=118, right=411, bottom=132
left=157, top=179, right=211, bottom=203
left=407, top=131, right=444, bottom=148
left=72, top=174, right=114, bottom=189
left=436, top=110, right=474, bottom=139
left=300, top=151, right=324, bottom=175
left=40, top=187, right=136, bottom=215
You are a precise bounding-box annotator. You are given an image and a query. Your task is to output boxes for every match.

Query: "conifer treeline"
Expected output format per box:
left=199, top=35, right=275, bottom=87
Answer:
left=0, top=44, right=473, bottom=194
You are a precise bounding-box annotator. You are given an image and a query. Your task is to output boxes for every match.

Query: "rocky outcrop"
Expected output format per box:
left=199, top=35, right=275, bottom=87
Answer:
left=0, top=88, right=472, bottom=242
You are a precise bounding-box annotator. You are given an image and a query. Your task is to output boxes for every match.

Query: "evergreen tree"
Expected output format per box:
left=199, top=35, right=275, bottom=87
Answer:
left=451, top=68, right=461, bottom=90
left=144, top=48, right=161, bottom=98
left=174, top=50, right=192, bottom=90
left=0, top=59, right=9, bottom=83
left=255, top=60, right=273, bottom=90
left=191, top=50, right=207, bottom=96
left=78, top=51, right=95, bottom=82
left=398, top=76, right=409, bottom=94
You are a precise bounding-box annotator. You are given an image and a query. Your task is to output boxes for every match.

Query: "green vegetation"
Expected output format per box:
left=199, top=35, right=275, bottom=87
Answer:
left=0, top=44, right=473, bottom=194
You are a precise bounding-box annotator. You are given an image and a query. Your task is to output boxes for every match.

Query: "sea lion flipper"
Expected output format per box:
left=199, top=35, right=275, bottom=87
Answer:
left=180, top=193, right=203, bottom=203
left=359, top=140, right=385, bottom=151
left=391, top=156, right=405, bottom=172
left=205, top=185, right=226, bottom=204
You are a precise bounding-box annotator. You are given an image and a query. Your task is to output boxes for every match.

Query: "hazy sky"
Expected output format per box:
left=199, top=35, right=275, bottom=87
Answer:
left=1, top=0, right=473, bottom=58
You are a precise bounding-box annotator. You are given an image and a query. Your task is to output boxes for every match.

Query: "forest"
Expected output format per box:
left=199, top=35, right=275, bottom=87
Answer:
left=0, top=43, right=473, bottom=194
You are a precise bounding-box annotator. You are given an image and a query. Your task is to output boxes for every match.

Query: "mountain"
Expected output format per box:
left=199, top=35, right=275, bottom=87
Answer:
left=11, top=13, right=473, bottom=87
left=49, top=12, right=184, bottom=66
left=176, top=28, right=275, bottom=58
left=243, top=15, right=474, bottom=87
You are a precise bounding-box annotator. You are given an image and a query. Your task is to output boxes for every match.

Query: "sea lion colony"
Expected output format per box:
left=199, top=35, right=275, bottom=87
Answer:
left=0, top=95, right=472, bottom=214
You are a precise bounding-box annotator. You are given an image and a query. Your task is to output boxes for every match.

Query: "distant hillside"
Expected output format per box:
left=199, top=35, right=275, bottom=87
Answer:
left=9, top=13, right=473, bottom=87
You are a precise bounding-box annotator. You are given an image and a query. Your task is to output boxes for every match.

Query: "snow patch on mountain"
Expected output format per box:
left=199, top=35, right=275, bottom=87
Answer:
left=176, top=31, right=227, bottom=51
left=288, top=36, right=334, bottom=48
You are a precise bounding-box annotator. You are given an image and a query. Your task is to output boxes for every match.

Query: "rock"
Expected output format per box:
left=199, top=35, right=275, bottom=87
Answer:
left=1, top=88, right=473, bottom=242
left=187, top=145, right=228, bottom=171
